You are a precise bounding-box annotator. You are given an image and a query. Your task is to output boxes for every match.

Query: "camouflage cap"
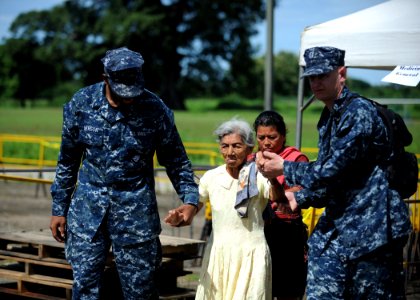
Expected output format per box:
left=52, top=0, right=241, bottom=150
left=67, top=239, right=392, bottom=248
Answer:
left=101, top=47, right=145, bottom=98
left=302, top=46, right=345, bottom=78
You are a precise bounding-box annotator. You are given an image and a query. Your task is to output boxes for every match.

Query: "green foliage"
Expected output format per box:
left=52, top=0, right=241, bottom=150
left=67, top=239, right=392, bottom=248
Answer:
left=273, top=51, right=300, bottom=96
left=41, top=81, right=84, bottom=106
left=1, top=1, right=418, bottom=111
left=346, top=77, right=371, bottom=90
left=346, top=77, right=420, bottom=99
left=1, top=97, right=420, bottom=165
left=0, top=0, right=266, bottom=110
left=368, top=84, right=420, bottom=98
left=229, top=51, right=301, bottom=98
left=215, top=94, right=263, bottom=110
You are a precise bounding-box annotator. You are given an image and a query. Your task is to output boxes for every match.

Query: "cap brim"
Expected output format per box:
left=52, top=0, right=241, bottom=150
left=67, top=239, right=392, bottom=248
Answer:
left=301, top=65, right=337, bottom=78
left=108, top=79, right=144, bottom=98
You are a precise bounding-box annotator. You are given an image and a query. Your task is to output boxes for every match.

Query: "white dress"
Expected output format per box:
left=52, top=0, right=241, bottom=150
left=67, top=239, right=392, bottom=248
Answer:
left=195, top=165, right=272, bottom=300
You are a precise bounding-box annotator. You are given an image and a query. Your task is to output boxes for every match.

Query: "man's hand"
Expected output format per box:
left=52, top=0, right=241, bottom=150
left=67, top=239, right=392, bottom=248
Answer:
left=50, top=216, right=67, bottom=243
left=164, top=203, right=203, bottom=227
left=256, top=151, right=284, bottom=178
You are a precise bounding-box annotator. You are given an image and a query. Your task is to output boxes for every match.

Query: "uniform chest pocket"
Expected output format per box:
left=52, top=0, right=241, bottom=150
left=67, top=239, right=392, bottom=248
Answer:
left=124, top=134, right=155, bottom=158
left=124, top=123, right=157, bottom=155
left=76, top=111, right=105, bottom=147
left=78, top=126, right=104, bottom=147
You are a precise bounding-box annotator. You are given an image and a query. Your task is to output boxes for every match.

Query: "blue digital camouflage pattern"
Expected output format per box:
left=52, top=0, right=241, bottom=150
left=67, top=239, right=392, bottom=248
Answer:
left=102, top=47, right=144, bottom=72
left=51, top=82, right=198, bottom=244
left=283, top=87, right=412, bottom=298
left=66, top=230, right=161, bottom=299
left=101, top=47, right=145, bottom=98
left=306, top=236, right=406, bottom=299
left=51, top=81, right=198, bottom=298
left=302, top=46, right=345, bottom=77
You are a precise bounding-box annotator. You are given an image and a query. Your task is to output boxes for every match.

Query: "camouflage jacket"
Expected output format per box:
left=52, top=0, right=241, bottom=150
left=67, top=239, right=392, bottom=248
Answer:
left=51, top=82, right=198, bottom=244
left=284, top=87, right=412, bottom=260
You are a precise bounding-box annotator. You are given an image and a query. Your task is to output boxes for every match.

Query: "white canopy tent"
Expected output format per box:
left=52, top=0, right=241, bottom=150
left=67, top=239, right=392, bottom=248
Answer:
left=295, top=0, right=420, bottom=148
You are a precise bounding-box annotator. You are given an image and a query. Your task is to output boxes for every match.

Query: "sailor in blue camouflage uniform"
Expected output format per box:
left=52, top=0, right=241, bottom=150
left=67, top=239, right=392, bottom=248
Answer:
left=50, top=47, right=199, bottom=300
left=256, top=46, right=412, bottom=299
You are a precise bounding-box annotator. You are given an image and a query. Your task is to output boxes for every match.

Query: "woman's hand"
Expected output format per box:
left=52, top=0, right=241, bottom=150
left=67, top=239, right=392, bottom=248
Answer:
left=256, top=151, right=285, bottom=178
left=285, top=191, right=299, bottom=211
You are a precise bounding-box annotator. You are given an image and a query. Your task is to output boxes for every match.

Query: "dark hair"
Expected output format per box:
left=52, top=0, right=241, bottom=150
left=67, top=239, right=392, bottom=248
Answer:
left=253, top=110, right=287, bottom=137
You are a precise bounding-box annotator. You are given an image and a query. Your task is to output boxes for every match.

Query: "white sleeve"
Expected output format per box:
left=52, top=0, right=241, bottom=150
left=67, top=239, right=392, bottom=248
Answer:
left=199, top=170, right=210, bottom=202
left=257, top=172, right=270, bottom=200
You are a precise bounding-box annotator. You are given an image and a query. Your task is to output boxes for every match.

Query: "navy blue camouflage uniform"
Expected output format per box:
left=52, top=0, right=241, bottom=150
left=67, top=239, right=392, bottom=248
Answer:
left=284, top=86, right=412, bottom=299
left=51, top=48, right=198, bottom=299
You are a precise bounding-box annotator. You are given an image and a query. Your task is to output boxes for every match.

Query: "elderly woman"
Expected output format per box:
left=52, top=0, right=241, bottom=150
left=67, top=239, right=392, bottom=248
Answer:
left=193, top=118, right=273, bottom=300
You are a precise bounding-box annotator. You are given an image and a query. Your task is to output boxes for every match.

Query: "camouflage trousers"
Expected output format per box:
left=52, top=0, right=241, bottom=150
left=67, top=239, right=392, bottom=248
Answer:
left=65, top=230, right=162, bottom=300
left=306, top=236, right=407, bottom=300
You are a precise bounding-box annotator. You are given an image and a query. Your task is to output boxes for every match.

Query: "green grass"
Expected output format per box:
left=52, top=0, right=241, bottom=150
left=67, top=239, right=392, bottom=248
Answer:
left=0, top=97, right=318, bottom=145
left=0, top=107, right=63, bottom=137
left=1, top=98, right=419, bottom=165
left=182, top=97, right=321, bottom=148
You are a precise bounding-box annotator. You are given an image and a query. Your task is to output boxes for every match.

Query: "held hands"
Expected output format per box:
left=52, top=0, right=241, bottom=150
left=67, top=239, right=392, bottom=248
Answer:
left=270, top=180, right=299, bottom=212
left=271, top=192, right=298, bottom=212
left=256, top=151, right=284, bottom=179
left=269, top=178, right=288, bottom=204
left=285, top=191, right=298, bottom=211
left=164, top=202, right=203, bottom=227
left=256, top=151, right=298, bottom=211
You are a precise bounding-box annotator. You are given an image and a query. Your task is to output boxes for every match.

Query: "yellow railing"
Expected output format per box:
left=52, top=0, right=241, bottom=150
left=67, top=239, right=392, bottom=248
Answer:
left=1, top=172, right=420, bottom=235
left=0, top=134, right=319, bottom=168
left=0, top=134, right=60, bottom=167
left=407, top=189, right=420, bottom=232
left=1, top=133, right=419, bottom=233
left=0, top=134, right=226, bottom=168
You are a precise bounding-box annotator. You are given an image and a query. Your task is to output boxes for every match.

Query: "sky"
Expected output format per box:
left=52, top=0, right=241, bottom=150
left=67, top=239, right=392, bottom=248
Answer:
left=0, top=0, right=390, bottom=84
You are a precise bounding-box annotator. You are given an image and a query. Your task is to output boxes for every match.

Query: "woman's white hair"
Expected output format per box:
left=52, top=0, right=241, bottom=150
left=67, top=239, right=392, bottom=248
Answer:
left=214, top=117, right=255, bottom=147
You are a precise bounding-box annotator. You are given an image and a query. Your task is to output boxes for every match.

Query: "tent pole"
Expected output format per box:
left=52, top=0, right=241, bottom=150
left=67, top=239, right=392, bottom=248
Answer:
left=295, top=67, right=305, bottom=149
left=264, top=0, right=274, bottom=110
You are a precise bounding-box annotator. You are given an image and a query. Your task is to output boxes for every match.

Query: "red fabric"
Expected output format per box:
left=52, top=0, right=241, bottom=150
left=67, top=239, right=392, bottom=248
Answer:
left=273, top=146, right=309, bottom=220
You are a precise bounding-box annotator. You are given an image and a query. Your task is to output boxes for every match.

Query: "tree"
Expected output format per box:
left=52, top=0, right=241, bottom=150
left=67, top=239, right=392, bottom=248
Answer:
left=0, top=0, right=268, bottom=109
left=0, top=4, right=93, bottom=106
left=249, top=51, right=300, bottom=98
left=273, top=51, right=299, bottom=96
left=1, top=36, right=63, bottom=107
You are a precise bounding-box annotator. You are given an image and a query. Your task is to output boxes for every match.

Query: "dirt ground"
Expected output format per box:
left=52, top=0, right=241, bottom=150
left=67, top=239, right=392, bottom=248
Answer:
left=1, top=179, right=420, bottom=299
left=0, top=178, right=205, bottom=295
left=0, top=179, right=206, bottom=239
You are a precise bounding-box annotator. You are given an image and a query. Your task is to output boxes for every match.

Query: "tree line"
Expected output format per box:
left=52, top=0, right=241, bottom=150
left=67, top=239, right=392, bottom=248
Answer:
left=0, top=0, right=418, bottom=110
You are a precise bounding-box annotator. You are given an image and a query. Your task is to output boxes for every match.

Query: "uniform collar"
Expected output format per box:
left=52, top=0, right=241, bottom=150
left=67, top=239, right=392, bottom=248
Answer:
left=96, top=82, right=126, bottom=124
left=332, top=86, right=351, bottom=113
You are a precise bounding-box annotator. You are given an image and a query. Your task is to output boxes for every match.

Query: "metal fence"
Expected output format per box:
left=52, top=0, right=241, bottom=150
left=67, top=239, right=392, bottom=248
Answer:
left=1, top=133, right=420, bottom=231
left=1, top=163, right=420, bottom=280
left=0, top=134, right=321, bottom=168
